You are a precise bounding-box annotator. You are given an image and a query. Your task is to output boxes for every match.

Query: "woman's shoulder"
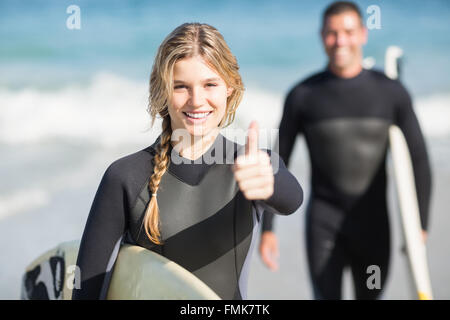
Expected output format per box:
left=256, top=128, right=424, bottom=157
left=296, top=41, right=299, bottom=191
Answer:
left=103, top=142, right=157, bottom=185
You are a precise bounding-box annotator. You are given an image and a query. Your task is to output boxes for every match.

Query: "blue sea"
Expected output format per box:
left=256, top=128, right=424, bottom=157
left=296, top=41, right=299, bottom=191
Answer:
left=1, top=0, right=449, bottom=299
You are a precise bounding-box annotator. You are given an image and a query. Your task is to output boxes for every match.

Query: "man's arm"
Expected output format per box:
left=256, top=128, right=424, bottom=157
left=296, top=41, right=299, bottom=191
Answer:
left=260, top=151, right=303, bottom=215
left=262, top=88, right=303, bottom=232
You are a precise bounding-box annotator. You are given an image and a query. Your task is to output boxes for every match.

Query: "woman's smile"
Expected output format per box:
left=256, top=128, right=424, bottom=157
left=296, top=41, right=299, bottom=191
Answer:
left=182, top=110, right=213, bottom=124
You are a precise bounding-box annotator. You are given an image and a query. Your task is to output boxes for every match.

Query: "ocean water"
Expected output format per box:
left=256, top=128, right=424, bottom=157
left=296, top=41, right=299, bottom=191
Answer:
left=1, top=0, right=449, bottom=299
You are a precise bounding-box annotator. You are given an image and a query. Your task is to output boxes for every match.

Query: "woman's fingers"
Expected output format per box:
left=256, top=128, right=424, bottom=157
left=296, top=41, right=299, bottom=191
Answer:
left=241, top=187, right=274, bottom=200
left=233, top=165, right=273, bottom=182
left=237, top=175, right=274, bottom=192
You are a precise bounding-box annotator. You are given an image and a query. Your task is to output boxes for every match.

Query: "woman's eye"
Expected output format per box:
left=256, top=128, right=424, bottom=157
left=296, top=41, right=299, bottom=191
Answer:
left=206, top=83, right=217, bottom=87
left=174, top=85, right=187, bottom=89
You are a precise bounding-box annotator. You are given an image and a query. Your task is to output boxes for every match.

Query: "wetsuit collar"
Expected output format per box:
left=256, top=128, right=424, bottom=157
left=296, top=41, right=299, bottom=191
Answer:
left=148, top=132, right=227, bottom=160
left=325, top=67, right=367, bottom=81
left=148, top=133, right=232, bottom=185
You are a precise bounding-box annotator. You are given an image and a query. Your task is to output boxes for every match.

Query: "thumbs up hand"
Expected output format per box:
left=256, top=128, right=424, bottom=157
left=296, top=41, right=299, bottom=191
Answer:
left=233, top=121, right=274, bottom=200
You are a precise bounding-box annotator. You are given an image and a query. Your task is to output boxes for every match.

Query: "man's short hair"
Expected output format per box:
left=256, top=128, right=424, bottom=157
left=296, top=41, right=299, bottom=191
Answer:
left=322, top=1, right=363, bottom=29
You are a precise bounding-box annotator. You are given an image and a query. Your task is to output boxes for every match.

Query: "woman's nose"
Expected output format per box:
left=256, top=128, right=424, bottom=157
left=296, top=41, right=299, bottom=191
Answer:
left=189, top=87, right=206, bottom=107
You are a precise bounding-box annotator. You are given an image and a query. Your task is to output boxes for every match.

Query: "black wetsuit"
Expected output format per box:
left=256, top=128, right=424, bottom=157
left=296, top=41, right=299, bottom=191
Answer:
left=72, top=133, right=303, bottom=300
left=262, top=68, right=432, bottom=299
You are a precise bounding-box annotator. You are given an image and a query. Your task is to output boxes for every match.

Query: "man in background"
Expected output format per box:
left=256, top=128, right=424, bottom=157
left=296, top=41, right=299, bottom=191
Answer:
left=260, top=1, right=432, bottom=299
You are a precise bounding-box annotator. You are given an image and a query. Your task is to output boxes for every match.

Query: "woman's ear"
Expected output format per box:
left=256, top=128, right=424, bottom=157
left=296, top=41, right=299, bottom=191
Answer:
left=227, top=86, right=234, bottom=97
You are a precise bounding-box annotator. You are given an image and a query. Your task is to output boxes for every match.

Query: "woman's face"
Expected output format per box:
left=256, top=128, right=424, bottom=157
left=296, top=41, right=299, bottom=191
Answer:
left=168, top=55, right=233, bottom=138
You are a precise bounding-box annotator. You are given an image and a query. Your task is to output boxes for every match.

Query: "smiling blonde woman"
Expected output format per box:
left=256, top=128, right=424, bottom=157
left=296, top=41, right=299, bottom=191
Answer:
left=72, top=22, right=303, bottom=300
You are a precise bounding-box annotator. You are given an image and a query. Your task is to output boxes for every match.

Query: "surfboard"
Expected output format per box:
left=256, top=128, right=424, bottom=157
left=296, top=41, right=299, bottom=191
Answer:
left=21, top=240, right=221, bottom=300
left=388, top=126, right=433, bottom=300
left=385, top=46, right=433, bottom=300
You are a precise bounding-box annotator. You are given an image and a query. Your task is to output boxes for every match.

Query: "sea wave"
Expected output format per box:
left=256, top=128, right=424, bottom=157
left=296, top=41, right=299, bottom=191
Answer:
left=0, top=72, right=449, bottom=149
left=0, top=72, right=157, bottom=147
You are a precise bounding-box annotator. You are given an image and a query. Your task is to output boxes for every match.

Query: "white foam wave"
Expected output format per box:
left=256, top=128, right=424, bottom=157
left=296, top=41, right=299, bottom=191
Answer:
left=0, top=72, right=159, bottom=147
left=0, top=73, right=285, bottom=147
left=0, top=72, right=449, bottom=149
left=234, top=87, right=284, bottom=130
left=415, top=93, right=450, bottom=138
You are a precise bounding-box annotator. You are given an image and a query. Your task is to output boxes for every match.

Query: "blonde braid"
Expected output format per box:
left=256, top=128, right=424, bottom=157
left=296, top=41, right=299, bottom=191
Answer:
left=143, top=116, right=172, bottom=244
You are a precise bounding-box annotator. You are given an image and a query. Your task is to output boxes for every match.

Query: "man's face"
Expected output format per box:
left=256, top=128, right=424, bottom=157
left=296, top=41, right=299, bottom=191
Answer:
left=321, top=11, right=367, bottom=70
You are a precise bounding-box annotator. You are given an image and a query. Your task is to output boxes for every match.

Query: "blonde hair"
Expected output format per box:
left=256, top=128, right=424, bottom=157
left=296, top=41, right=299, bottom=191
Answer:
left=144, top=23, right=245, bottom=244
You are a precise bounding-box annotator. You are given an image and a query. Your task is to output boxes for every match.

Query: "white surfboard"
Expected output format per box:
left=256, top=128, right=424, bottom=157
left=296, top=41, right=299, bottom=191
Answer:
left=385, top=45, right=433, bottom=300
left=389, top=126, right=433, bottom=300
left=21, top=240, right=221, bottom=300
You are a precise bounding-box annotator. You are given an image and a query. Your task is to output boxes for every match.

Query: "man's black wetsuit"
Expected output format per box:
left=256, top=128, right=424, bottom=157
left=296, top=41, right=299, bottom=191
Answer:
left=72, top=133, right=303, bottom=300
left=262, top=68, right=432, bottom=299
